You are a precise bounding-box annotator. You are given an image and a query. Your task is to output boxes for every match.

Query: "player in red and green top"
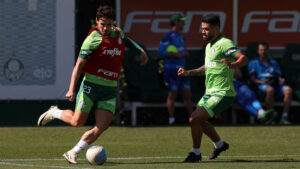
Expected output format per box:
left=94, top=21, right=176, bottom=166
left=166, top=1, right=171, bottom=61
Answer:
left=37, top=9, right=147, bottom=164
left=178, top=14, right=248, bottom=162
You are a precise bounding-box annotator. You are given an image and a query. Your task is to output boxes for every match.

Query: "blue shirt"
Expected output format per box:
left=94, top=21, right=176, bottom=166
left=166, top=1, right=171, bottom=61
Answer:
left=158, top=30, right=186, bottom=68
left=248, top=57, right=282, bottom=81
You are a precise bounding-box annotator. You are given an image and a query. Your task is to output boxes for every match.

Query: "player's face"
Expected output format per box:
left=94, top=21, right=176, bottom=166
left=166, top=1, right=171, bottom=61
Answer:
left=96, top=17, right=114, bottom=36
left=258, top=44, right=269, bottom=58
left=175, top=20, right=185, bottom=32
left=201, top=22, right=217, bottom=42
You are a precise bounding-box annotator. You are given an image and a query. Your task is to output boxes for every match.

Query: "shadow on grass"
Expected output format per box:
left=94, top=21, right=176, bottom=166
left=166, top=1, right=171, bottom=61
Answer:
left=103, top=159, right=300, bottom=166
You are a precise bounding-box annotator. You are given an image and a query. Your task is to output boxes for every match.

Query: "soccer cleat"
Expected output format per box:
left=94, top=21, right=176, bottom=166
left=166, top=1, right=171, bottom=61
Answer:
left=258, top=109, right=277, bottom=124
left=63, top=150, right=78, bottom=164
left=183, top=152, right=201, bottom=162
left=279, top=117, right=291, bottom=125
left=37, top=106, right=58, bottom=126
left=209, top=141, right=229, bottom=160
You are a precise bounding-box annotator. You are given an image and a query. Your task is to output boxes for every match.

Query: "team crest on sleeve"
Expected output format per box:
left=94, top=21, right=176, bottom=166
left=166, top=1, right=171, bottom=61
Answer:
left=118, top=37, right=122, bottom=45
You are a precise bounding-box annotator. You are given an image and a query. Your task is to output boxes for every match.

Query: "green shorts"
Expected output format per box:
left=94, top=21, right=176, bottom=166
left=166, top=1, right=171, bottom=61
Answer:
left=197, top=94, right=235, bottom=117
left=75, top=80, right=117, bottom=114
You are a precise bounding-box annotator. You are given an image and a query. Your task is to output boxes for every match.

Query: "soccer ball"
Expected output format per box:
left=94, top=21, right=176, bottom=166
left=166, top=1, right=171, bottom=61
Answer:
left=86, top=145, right=107, bottom=165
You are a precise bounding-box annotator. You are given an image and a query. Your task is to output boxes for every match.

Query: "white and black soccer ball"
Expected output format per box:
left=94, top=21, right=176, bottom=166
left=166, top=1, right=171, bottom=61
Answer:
left=86, top=145, right=107, bottom=165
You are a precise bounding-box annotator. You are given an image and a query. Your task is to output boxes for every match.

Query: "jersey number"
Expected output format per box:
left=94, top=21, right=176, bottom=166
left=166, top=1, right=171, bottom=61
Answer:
left=83, top=85, right=91, bottom=94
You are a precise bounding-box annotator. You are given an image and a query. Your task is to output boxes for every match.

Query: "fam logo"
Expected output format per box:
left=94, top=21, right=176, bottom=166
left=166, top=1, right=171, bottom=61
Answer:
left=3, top=58, right=24, bottom=81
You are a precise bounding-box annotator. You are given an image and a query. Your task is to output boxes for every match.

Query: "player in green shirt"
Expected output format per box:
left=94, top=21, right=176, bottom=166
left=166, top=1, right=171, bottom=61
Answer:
left=178, top=14, right=248, bottom=162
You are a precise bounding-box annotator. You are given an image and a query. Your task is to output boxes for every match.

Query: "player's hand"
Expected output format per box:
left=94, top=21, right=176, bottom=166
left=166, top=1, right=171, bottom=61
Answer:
left=221, top=59, right=233, bottom=69
left=66, top=90, right=76, bottom=101
left=140, top=49, right=148, bottom=66
left=178, top=67, right=189, bottom=76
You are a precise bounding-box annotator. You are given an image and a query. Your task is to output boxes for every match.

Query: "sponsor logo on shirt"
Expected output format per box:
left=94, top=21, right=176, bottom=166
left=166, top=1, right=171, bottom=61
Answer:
left=206, top=60, right=217, bottom=67
left=103, top=48, right=122, bottom=57
left=97, top=68, right=118, bottom=78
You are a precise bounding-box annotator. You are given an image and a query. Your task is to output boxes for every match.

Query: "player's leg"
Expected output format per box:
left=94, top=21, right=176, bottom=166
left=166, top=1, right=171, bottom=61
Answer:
left=167, top=92, right=177, bottom=124
left=81, top=109, right=113, bottom=144
left=62, top=109, right=111, bottom=164
left=260, top=84, right=274, bottom=110
left=181, top=77, right=193, bottom=116
left=183, top=106, right=209, bottom=162
left=200, top=95, right=234, bottom=160
left=279, top=85, right=292, bottom=124
left=37, top=80, right=94, bottom=127
left=238, top=85, right=275, bottom=122
left=63, top=97, right=115, bottom=164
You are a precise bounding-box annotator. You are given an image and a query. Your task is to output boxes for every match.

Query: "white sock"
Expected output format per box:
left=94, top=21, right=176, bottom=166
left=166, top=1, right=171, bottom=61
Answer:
left=213, top=139, right=224, bottom=149
left=169, top=117, right=175, bottom=124
left=53, top=109, right=62, bottom=119
left=257, top=109, right=264, bottom=118
left=71, top=140, right=89, bottom=154
left=191, top=147, right=201, bottom=155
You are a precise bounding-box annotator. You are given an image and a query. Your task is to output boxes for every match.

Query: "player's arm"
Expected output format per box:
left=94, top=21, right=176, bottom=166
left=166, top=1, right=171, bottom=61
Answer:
left=178, top=65, right=205, bottom=77
left=221, top=51, right=248, bottom=69
left=66, top=57, right=87, bottom=101
left=65, top=30, right=99, bottom=101
left=124, top=36, right=148, bottom=65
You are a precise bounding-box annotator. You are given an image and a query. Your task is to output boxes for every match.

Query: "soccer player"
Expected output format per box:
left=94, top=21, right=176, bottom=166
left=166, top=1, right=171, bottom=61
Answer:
left=98, top=0, right=148, bottom=65
left=37, top=9, right=146, bottom=164
left=178, top=14, right=248, bottom=162
left=158, top=13, right=193, bottom=125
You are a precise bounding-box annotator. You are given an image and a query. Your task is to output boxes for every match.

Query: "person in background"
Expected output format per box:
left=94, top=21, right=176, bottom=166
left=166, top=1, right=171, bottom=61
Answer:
left=158, top=13, right=193, bottom=125
left=234, top=68, right=277, bottom=124
left=248, top=42, right=293, bottom=125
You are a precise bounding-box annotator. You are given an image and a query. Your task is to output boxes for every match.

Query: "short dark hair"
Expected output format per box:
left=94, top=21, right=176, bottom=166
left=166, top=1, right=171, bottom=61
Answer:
left=99, top=0, right=114, bottom=8
left=201, top=14, right=220, bottom=27
left=96, top=8, right=115, bottom=20
left=258, top=42, right=269, bottom=49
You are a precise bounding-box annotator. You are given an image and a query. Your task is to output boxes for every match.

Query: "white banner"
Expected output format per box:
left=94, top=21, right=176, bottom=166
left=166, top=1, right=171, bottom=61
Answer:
left=0, top=0, right=75, bottom=100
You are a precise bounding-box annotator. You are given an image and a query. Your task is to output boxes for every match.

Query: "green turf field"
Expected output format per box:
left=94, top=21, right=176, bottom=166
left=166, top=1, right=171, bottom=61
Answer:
left=0, top=126, right=299, bottom=169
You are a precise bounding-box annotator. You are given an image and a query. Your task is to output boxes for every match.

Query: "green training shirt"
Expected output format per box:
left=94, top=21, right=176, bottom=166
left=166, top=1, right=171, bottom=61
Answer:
left=204, top=36, right=240, bottom=96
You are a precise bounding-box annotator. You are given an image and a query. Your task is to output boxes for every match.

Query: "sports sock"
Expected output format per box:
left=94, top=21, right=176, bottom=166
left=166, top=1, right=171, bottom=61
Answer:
left=53, top=109, right=62, bottom=119
left=72, top=140, right=89, bottom=154
left=282, top=112, right=288, bottom=119
left=191, top=147, right=201, bottom=155
left=213, top=139, right=224, bottom=149
left=169, top=117, right=175, bottom=124
left=257, top=109, right=265, bottom=119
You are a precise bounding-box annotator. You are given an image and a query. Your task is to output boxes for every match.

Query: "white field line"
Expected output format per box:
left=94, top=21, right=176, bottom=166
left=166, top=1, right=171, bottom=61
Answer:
left=1, top=154, right=300, bottom=162
left=0, top=161, right=92, bottom=169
